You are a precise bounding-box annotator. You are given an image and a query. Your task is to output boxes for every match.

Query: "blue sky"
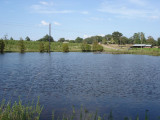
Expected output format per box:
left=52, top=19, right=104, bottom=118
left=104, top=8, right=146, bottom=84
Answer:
left=0, top=0, right=160, bottom=41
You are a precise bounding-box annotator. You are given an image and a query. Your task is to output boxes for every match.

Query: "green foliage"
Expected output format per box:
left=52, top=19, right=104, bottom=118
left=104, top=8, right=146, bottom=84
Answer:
left=39, top=42, right=45, bottom=52
left=69, top=40, right=75, bottom=43
left=25, top=36, right=31, bottom=41
left=75, top=37, right=83, bottom=43
left=10, top=37, right=14, bottom=40
left=157, top=38, right=160, bottom=46
left=112, top=31, right=123, bottom=44
left=58, top=38, right=65, bottom=42
left=45, top=42, right=50, bottom=52
left=0, top=40, right=5, bottom=53
left=18, top=40, right=25, bottom=53
left=102, top=38, right=107, bottom=44
left=62, top=44, right=69, bottom=52
left=81, top=42, right=91, bottom=52
left=121, top=36, right=129, bottom=45
left=92, top=41, right=103, bottom=52
left=104, top=34, right=112, bottom=41
left=0, top=98, right=43, bottom=120
left=132, top=32, right=146, bottom=44
left=146, top=36, right=157, bottom=46
left=38, top=34, right=54, bottom=42
left=0, top=98, right=156, bottom=120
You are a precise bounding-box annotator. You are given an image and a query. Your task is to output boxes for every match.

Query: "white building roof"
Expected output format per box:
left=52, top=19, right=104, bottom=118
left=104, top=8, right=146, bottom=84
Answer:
left=132, top=44, right=152, bottom=47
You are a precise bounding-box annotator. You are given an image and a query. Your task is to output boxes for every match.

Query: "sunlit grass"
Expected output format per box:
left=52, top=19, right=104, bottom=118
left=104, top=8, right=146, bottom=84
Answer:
left=0, top=97, right=43, bottom=120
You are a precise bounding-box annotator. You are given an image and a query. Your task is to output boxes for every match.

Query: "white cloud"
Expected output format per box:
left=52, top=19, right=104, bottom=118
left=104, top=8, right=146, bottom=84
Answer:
left=39, top=1, right=49, bottom=5
left=40, top=10, right=74, bottom=14
left=31, top=2, right=73, bottom=14
left=31, top=2, right=88, bottom=15
left=53, top=22, right=61, bottom=26
left=40, top=20, right=49, bottom=26
left=90, top=17, right=104, bottom=21
left=83, top=34, right=91, bottom=39
left=98, top=0, right=160, bottom=20
left=129, top=0, right=146, bottom=6
left=81, top=11, right=89, bottom=15
left=98, top=34, right=105, bottom=37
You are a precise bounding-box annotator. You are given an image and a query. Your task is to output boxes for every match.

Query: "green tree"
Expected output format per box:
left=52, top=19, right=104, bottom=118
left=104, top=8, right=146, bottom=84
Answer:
left=45, top=42, right=50, bottom=52
left=69, top=40, right=75, bottom=43
left=146, top=36, right=157, bottom=46
left=0, top=39, right=5, bottom=53
left=39, top=42, right=45, bottom=52
left=112, top=31, right=123, bottom=44
left=75, top=37, right=83, bottom=43
left=104, top=34, right=112, bottom=44
left=10, top=37, right=14, bottom=40
left=157, top=37, right=160, bottom=46
left=104, top=34, right=112, bottom=41
left=18, top=40, right=25, bottom=53
left=132, top=33, right=140, bottom=44
left=84, top=37, right=92, bottom=44
left=58, top=38, right=65, bottom=42
left=102, top=38, right=107, bottom=44
left=95, top=36, right=103, bottom=43
left=38, top=34, right=54, bottom=42
left=25, top=36, right=31, bottom=41
left=132, top=32, right=146, bottom=44
left=62, top=44, right=69, bottom=52
left=92, top=41, right=103, bottom=52
left=81, top=41, right=91, bottom=52
left=121, top=36, right=129, bottom=44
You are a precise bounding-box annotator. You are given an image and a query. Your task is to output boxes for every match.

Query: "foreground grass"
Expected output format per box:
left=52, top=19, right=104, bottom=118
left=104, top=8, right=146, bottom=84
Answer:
left=0, top=98, right=43, bottom=120
left=0, top=98, right=158, bottom=120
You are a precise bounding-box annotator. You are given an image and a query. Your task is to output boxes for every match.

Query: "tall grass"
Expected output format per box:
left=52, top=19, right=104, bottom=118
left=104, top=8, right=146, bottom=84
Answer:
left=52, top=107, right=151, bottom=120
left=4, top=40, right=82, bottom=52
left=0, top=98, right=155, bottom=120
left=0, top=98, right=43, bottom=120
left=103, top=48, right=160, bottom=56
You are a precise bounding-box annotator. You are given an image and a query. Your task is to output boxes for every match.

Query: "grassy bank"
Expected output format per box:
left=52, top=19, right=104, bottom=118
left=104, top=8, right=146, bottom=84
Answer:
left=4, top=40, right=82, bottom=52
left=103, top=48, right=160, bottom=56
left=3, top=40, right=160, bottom=56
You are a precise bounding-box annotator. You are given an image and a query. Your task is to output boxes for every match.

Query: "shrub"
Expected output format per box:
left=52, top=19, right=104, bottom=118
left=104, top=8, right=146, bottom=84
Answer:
left=92, top=41, right=103, bottom=52
left=81, top=43, right=91, bottom=52
left=45, top=42, right=50, bottom=52
left=18, top=40, right=25, bottom=53
left=39, top=42, right=45, bottom=52
left=0, top=40, right=5, bottom=53
left=62, top=44, right=69, bottom=52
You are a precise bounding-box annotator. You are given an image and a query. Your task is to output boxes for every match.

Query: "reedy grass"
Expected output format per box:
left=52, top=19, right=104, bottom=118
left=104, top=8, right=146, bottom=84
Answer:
left=0, top=98, right=156, bottom=120
left=0, top=97, right=43, bottom=120
left=51, top=107, right=152, bottom=120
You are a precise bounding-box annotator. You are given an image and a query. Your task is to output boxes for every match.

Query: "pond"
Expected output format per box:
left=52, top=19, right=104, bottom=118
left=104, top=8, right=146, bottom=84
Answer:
left=0, top=52, right=160, bottom=119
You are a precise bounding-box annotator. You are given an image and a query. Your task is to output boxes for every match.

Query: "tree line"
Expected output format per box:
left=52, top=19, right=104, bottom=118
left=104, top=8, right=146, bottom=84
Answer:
left=57, top=32, right=160, bottom=46
left=1, top=32, right=160, bottom=46
left=1, top=31, right=160, bottom=53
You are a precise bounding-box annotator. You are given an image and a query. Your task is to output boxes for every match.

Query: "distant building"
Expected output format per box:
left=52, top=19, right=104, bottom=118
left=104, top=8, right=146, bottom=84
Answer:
left=63, top=41, right=69, bottom=44
left=132, top=44, right=152, bottom=48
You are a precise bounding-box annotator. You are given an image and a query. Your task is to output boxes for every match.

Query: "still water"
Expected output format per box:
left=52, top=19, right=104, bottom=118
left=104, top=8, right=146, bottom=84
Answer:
left=0, top=52, right=160, bottom=119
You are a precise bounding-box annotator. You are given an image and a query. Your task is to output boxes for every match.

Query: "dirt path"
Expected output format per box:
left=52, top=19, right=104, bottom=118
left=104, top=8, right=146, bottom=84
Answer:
left=101, top=44, right=119, bottom=50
